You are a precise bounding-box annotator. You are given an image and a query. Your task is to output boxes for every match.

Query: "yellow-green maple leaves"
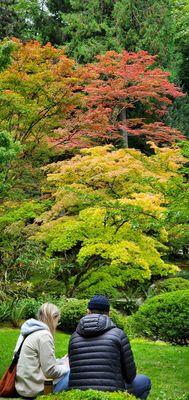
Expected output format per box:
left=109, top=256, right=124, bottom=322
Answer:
left=32, top=144, right=185, bottom=296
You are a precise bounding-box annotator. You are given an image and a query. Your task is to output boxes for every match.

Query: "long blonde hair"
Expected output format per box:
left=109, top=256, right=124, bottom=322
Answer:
left=37, top=303, right=60, bottom=336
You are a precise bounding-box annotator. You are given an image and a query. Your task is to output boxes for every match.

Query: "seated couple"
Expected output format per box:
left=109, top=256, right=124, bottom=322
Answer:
left=15, top=296, right=151, bottom=399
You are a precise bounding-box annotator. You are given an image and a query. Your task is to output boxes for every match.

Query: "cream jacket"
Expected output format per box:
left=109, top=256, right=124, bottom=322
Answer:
left=15, top=324, right=69, bottom=397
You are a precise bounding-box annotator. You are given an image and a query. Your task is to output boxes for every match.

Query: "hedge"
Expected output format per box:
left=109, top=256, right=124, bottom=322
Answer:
left=158, top=277, right=189, bottom=292
left=58, top=299, right=88, bottom=332
left=130, top=290, right=189, bottom=344
left=0, top=297, right=129, bottom=335
left=58, top=298, right=128, bottom=333
left=148, top=277, right=189, bottom=297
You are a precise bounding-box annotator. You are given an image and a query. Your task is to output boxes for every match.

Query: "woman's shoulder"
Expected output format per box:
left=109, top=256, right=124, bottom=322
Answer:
left=35, top=329, right=52, bottom=338
left=36, top=330, right=55, bottom=350
left=26, top=329, right=53, bottom=343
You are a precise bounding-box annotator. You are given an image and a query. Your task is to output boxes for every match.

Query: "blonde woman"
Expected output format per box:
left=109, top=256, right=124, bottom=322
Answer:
left=14, top=303, right=70, bottom=398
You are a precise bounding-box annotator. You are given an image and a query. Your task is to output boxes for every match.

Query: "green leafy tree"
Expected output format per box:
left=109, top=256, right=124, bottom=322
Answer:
left=0, top=40, right=15, bottom=72
left=54, top=0, right=116, bottom=63
left=0, top=130, right=20, bottom=196
left=44, top=0, right=180, bottom=71
left=32, top=144, right=187, bottom=297
left=0, top=199, right=51, bottom=286
left=165, top=141, right=189, bottom=259
left=113, top=0, right=179, bottom=74
left=0, top=0, right=56, bottom=44
left=173, top=0, right=189, bottom=90
left=0, top=0, right=25, bottom=40
left=166, top=0, right=189, bottom=139
left=13, top=0, right=62, bottom=44
left=0, top=40, right=82, bottom=149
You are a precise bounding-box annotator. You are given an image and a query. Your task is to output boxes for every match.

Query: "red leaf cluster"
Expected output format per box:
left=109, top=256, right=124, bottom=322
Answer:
left=1, top=40, right=184, bottom=150
left=52, top=50, right=184, bottom=148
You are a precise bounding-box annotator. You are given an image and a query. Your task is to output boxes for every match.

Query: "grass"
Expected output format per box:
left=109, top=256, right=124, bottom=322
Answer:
left=0, top=329, right=188, bottom=400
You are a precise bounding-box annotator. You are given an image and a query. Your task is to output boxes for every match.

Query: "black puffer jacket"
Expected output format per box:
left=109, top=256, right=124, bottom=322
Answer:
left=68, top=314, right=136, bottom=391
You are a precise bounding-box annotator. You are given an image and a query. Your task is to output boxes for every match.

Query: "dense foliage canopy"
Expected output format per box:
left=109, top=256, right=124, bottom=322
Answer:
left=0, top=1, right=188, bottom=307
left=30, top=144, right=187, bottom=297
left=0, top=41, right=184, bottom=154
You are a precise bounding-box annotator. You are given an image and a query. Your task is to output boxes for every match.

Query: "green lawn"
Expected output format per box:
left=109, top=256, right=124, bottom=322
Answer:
left=0, top=329, right=188, bottom=400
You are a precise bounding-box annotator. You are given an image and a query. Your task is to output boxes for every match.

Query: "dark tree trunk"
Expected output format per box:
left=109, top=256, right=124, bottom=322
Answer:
left=119, top=108, right=128, bottom=147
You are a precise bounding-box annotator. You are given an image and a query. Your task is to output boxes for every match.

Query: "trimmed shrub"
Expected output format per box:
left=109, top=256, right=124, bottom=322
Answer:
left=0, top=296, right=128, bottom=335
left=173, top=396, right=189, bottom=400
left=58, top=298, right=88, bottom=332
left=41, top=391, right=189, bottom=400
left=110, top=308, right=127, bottom=331
left=148, top=277, right=189, bottom=297
left=18, top=298, right=42, bottom=319
left=130, top=290, right=189, bottom=344
left=58, top=298, right=128, bottom=334
left=158, top=277, right=189, bottom=292
left=41, top=389, right=136, bottom=400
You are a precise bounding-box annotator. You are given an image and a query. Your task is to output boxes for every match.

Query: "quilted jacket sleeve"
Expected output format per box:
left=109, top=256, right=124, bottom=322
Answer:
left=120, top=331, right=136, bottom=383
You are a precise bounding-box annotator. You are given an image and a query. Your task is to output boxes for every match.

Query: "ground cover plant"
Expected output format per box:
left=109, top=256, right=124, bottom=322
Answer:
left=42, top=390, right=136, bottom=400
left=0, top=329, right=188, bottom=400
left=42, top=392, right=188, bottom=400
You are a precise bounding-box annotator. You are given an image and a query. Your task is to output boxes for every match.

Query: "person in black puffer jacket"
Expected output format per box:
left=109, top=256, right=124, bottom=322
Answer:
left=68, top=295, right=151, bottom=399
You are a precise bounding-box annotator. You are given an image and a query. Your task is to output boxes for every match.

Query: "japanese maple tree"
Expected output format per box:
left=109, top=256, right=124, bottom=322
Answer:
left=53, top=50, right=185, bottom=149
left=84, top=50, right=185, bottom=146
left=0, top=39, right=83, bottom=153
left=32, top=144, right=186, bottom=297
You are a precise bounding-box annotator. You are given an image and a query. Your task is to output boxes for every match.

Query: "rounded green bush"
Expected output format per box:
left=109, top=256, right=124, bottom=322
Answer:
left=130, top=290, right=189, bottom=344
left=58, top=298, right=88, bottom=332
left=41, top=389, right=136, bottom=400
left=19, top=298, right=42, bottom=319
left=158, top=277, right=189, bottom=292
left=0, top=297, right=127, bottom=334
left=109, top=308, right=127, bottom=331
left=148, top=277, right=189, bottom=296
left=58, top=298, right=128, bottom=333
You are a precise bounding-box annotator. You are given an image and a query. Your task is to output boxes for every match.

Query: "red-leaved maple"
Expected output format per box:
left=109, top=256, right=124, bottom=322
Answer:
left=52, top=50, right=185, bottom=149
